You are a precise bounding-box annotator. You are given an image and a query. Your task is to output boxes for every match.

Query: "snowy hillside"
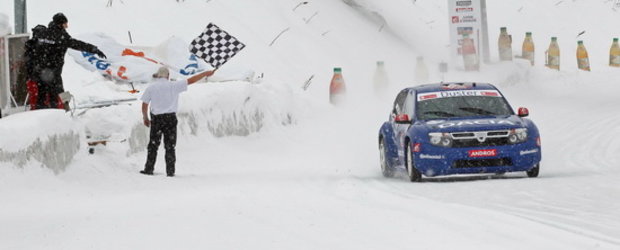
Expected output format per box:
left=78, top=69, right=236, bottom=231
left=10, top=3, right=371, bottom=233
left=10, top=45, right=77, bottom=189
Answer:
left=1, top=0, right=620, bottom=249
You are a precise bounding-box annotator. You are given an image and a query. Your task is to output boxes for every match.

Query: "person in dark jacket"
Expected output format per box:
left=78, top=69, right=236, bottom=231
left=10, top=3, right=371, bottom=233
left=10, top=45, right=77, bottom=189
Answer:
left=34, top=13, right=107, bottom=109
left=23, top=25, right=47, bottom=110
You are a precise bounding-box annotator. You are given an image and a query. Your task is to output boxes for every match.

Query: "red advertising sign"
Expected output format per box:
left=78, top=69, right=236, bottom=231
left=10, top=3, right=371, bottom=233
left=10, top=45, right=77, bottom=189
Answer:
left=468, top=149, right=497, bottom=158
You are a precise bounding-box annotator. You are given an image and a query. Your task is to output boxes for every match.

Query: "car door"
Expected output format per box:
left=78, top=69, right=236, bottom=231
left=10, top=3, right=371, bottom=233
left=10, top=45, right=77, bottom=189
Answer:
left=392, top=90, right=413, bottom=162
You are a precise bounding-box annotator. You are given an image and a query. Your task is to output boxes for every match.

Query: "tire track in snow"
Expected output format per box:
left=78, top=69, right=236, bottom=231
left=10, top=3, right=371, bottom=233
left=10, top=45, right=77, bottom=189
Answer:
left=367, top=176, right=620, bottom=247
left=542, top=105, right=620, bottom=175
left=494, top=204, right=620, bottom=246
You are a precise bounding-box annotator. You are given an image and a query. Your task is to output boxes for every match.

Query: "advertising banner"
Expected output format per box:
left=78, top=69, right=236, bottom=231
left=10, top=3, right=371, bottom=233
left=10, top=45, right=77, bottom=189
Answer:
left=68, top=33, right=211, bottom=83
left=448, top=0, right=489, bottom=67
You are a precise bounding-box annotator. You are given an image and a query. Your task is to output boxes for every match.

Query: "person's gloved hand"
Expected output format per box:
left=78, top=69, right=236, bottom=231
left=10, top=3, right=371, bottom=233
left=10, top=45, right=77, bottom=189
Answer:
left=95, top=49, right=107, bottom=59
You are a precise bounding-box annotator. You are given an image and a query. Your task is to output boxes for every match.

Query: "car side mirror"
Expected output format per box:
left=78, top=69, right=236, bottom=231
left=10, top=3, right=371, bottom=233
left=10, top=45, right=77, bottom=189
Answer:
left=518, top=107, right=529, bottom=117
left=395, top=114, right=411, bottom=124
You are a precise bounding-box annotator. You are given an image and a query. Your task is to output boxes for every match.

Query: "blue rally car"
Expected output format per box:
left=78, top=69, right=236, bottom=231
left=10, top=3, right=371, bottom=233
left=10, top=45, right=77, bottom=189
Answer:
left=378, top=82, right=541, bottom=182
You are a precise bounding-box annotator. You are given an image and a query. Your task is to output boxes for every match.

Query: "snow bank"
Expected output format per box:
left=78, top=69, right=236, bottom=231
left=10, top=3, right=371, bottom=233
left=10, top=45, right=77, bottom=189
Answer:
left=65, top=79, right=299, bottom=159
left=0, top=110, right=81, bottom=173
left=76, top=103, right=147, bottom=156
left=0, top=75, right=299, bottom=172
left=178, top=81, right=298, bottom=137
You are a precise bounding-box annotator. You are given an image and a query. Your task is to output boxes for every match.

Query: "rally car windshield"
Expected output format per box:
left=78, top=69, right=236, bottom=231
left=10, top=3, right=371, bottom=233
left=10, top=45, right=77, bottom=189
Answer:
left=417, top=95, right=513, bottom=120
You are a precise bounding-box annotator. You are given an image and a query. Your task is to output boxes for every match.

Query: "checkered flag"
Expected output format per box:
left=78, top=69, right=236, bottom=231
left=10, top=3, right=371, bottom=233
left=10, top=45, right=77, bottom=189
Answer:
left=189, top=23, right=246, bottom=69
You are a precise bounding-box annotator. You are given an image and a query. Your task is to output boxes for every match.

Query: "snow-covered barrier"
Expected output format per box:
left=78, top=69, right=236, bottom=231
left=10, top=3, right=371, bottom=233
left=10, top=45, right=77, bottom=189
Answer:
left=0, top=110, right=81, bottom=173
left=70, top=80, right=298, bottom=158
left=77, top=103, right=147, bottom=155
left=178, top=81, right=297, bottom=137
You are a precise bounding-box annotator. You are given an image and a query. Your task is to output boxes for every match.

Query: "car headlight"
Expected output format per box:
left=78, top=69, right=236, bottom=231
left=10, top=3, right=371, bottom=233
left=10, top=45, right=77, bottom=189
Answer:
left=509, top=128, right=528, bottom=144
left=429, top=132, right=452, bottom=147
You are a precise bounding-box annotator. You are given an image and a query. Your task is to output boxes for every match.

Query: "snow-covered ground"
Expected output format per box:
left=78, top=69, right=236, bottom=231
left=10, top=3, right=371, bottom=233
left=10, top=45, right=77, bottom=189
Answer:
left=1, top=0, right=619, bottom=249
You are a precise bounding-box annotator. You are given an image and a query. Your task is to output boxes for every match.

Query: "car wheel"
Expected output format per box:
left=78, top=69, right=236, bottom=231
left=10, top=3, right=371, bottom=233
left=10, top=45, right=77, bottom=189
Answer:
left=379, top=139, right=394, bottom=178
left=526, top=164, right=540, bottom=178
left=405, top=142, right=422, bottom=182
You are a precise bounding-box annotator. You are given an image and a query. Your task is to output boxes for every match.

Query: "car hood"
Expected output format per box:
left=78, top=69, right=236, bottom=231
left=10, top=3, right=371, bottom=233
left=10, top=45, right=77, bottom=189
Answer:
left=420, top=116, right=526, bottom=132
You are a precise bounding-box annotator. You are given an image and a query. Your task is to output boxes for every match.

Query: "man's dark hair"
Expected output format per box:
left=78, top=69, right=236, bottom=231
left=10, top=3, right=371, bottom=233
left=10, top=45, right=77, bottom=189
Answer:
left=31, top=25, right=46, bottom=39
left=52, top=13, right=68, bottom=26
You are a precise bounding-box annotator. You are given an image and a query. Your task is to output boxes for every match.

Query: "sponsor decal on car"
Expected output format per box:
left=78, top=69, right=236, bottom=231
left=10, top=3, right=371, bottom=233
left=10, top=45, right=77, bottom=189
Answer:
left=468, top=149, right=497, bottom=158
left=419, top=93, right=439, bottom=100
left=481, top=91, right=500, bottom=97
left=417, top=90, right=502, bottom=101
left=520, top=149, right=539, bottom=156
left=413, top=143, right=421, bottom=152
left=437, top=119, right=516, bottom=129
left=420, top=154, right=445, bottom=160
left=426, top=120, right=446, bottom=125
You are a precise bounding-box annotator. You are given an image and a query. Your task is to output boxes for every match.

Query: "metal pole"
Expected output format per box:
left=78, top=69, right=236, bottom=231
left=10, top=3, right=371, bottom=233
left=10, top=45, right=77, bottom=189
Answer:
left=14, top=0, right=27, bottom=34
left=480, top=0, right=490, bottom=63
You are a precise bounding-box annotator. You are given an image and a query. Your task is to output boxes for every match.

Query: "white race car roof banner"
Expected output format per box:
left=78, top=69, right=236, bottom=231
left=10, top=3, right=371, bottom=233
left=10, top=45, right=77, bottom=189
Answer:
left=417, top=90, right=502, bottom=101
left=68, top=33, right=210, bottom=83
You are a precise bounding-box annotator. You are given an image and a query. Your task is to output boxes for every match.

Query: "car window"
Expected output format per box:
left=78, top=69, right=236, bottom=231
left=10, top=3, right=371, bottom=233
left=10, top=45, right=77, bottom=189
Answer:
left=402, top=93, right=415, bottom=118
left=393, top=90, right=408, bottom=115
left=416, top=94, right=513, bottom=120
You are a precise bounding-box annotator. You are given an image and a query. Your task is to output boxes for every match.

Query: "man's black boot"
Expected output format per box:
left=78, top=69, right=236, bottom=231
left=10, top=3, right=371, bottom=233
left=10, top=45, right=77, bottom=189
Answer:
left=140, top=170, right=153, bottom=175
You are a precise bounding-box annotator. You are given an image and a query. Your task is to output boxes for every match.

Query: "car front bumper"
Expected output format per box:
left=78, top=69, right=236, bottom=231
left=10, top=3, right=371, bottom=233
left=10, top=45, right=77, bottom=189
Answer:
left=413, top=140, right=541, bottom=177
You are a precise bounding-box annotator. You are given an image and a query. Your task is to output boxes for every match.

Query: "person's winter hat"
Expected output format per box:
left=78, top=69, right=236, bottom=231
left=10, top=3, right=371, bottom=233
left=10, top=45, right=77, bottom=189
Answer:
left=152, top=66, right=170, bottom=78
left=31, top=25, right=46, bottom=39
left=52, top=13, right=68, bottom=25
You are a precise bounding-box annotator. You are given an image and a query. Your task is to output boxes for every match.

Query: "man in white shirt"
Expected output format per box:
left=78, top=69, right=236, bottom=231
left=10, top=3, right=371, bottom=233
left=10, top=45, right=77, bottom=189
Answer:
left=140, top=67, right=215, bottom=177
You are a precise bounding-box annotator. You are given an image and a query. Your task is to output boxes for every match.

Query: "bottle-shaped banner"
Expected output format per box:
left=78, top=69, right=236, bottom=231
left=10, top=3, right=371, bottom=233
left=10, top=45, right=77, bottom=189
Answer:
left=330, top=67, right=346, bottom=105
left=522, top=32, right=535, bottom=66
left=461, top=33, right=479, bottom=71
left=576, top=41, right=591, bottom=71
left=373, top=61, right=390, bottom=98
left=498, top=27, right=513, bottom=61
left=415, top=56, right=429, bottom=82
left=610, top=38, right=620, bottom=67
left=546, top=37, right=560, bottom=70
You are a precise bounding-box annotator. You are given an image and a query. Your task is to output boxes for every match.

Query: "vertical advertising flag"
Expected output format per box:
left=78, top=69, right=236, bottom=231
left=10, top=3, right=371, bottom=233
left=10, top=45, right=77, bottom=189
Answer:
left=448, top=0, right=490, bottom=68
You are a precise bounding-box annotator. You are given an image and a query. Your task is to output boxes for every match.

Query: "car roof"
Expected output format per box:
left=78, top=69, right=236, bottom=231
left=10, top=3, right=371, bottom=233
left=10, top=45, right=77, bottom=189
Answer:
left=407, top=82, right=498, bottom=93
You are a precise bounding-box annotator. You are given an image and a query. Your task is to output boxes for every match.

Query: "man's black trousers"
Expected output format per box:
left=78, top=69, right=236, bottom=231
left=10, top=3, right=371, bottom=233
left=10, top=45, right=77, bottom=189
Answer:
left=35, top=82, right=59, bottom=109
left=144, top=113, right=178, bottom=175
